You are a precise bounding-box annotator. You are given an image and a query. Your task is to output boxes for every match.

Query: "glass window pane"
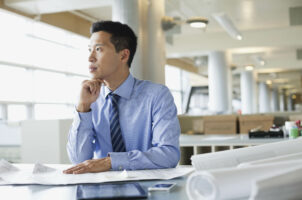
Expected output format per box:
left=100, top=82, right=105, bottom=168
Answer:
left=171, top=91, right=182, bottom=114
left=0, top=65, right=33, bottom=102
left=34, top=104, right=74, bottom=120
left=8, top=105, right=27, bottom=121
left=165, top=65, right=181, bottom=91
left=66, top=76, right=86, bottom=104
left=33, top=70, right=68, bottom=103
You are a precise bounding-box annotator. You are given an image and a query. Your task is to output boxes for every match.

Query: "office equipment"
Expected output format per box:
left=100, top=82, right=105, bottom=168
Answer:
left=248, top=130, right=283, bottom=138
left=77, top=183, right=147, bottom=199
left=148, top=182, right=176, bottom=192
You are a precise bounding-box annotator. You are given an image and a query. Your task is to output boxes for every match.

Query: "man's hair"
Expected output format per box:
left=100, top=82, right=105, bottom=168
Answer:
left=90, top=21, right=137, bottom=68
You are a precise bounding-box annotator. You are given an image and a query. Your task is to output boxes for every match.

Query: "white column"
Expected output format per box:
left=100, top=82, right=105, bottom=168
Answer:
left=258, top=82, right=270, bottom=113
left=240, top=71, right=254, bottom=114
left=279, top=89, right=286, bottom=111
left=287, top=94, right=293, bottom=111
left=271, top=87, right=279, bottom=112
left=112, top=0, right=144, bottom=80
left=208, top=51, right=230, bottom=113
left=112, top=0, right=165, bottom=84
left=144, top=0, right=166, bottom=84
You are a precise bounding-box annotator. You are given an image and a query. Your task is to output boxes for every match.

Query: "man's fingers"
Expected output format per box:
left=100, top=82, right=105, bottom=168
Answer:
left=73, top=167, right=87, bottom=174
left=63, top=164, right=83, bottom=174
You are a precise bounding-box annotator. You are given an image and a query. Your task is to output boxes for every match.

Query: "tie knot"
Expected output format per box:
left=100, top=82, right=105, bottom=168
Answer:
left=109, top=93, right=120, bottom=104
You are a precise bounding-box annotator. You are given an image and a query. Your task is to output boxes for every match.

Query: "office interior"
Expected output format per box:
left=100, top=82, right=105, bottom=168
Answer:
left=0, top=0, right=302, bottom=198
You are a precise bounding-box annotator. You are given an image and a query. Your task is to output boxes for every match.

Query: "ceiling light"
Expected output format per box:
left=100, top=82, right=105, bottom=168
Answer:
left=186, top=17, right=209, bottom=28
left=245, top=65, right=254, bottom=71
left=236, top=35, right=242, bottom=40
left=212, top=12, right=243, bottom=40
left=292, top=94, right=297, bottom=99
left=266, top=80, right=272, bottom=85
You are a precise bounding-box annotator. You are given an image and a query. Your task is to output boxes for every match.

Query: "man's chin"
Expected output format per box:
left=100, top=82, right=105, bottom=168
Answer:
left=90, top=73, right=103, bottom=80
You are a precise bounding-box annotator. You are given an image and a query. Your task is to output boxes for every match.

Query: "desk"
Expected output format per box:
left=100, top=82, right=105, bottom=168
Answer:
left=0, top=174, right=190, bottom=200
left=179, top=134, right=286, bottom=164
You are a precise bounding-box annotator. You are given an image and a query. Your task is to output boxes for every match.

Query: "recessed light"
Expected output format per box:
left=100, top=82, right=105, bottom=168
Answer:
left=236, top=35, right=243, bottom=40
left=245, top=65, right=254, bottom=71
left=186, top=17, right=209, bottom=28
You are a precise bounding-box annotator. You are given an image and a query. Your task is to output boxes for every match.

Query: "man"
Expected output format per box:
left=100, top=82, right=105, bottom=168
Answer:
left=64, top=21, right=180, bottom=174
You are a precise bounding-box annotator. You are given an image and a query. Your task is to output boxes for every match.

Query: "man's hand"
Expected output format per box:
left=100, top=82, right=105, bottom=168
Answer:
left=63, top=157, right=111, bottom=174
left=77, top=79, right=103, bottom=112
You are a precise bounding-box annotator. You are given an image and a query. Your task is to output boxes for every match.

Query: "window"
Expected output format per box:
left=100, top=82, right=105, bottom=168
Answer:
left=7, top=105, right=27, bottom=122
left=0, top=9, right=89, bottom=121
left=165, top=65, right=190, bottom=114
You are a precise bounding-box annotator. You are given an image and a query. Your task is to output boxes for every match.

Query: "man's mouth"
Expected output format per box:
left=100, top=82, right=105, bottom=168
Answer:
left=89, top=65, right=97, bottom=73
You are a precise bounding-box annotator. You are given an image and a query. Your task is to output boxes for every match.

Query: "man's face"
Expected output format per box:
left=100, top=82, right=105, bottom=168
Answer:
left=88, top=31, right=121, bottom=80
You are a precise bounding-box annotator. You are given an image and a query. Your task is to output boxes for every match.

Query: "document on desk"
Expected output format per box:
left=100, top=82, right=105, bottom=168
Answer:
left=186, top=159, right=302, bottom=200
left=191, top=137, right=302, bottom=170
left=0, top=160, right=194, bottom=185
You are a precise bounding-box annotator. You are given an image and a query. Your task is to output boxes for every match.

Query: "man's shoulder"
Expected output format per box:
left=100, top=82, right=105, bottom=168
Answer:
left=134, top=78, right=169, bottom=93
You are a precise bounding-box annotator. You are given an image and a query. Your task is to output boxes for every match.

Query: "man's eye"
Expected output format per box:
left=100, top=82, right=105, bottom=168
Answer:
left=96, top=47, right=101, bottom=51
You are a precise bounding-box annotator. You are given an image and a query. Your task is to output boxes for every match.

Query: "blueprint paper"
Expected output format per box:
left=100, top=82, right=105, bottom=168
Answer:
left=191, top=137, right=302, bottom=170
left=0, top=162, right=194, bottom=185
left=250, top=166, right=302, bottom=200
left=186, top=160, right=302, bottom=200
left=238, top=152, right=302, bottom=167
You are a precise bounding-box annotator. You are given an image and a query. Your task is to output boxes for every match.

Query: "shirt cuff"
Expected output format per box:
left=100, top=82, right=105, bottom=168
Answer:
left=70, top=108, right=93, bottom=132
left=108, top=152, right=130, bottom=170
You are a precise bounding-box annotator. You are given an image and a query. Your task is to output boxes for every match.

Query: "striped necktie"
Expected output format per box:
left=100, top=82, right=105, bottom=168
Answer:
left=108, top=93, right=126, bottom=152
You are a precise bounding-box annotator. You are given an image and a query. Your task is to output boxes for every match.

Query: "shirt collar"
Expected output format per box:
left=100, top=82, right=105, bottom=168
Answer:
left=102, top=74, right=134, bottom=100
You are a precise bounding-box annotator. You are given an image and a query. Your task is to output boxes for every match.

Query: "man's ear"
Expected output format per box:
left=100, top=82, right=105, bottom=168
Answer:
left=120, top=49, right=130, bottom=63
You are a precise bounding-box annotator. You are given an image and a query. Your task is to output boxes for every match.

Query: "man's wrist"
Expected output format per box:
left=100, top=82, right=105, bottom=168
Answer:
left=77, top=103, right=91, bottom=112
left=105, top=156, right=112, bottom=170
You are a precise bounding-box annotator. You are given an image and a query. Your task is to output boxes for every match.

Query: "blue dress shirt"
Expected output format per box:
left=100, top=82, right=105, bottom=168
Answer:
left=67, top=74, right=180, bottom=170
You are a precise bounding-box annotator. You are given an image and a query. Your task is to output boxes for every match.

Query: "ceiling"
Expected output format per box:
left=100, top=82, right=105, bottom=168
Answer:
left=3, top=0, right=302, bottom=96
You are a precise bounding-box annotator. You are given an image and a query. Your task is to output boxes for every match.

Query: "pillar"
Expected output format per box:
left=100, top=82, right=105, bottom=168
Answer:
left=208, top=51, right=230, bottom=113
left=240, top=71, right=255, bottom=114
left=258, top=82, right=270, bottom=113
left=279, top=89, right=287, bottom=111
left=112, top=0, right=165, bottom=84
left=271, top=87, right=279, bottom=112
left=287, top=94, right=293, bottom=111
left=112, top=0, right=144, bottom=80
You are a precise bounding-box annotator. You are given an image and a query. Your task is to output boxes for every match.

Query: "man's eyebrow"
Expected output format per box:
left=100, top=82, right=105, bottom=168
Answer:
left=88, top=44, right=105, bottom=48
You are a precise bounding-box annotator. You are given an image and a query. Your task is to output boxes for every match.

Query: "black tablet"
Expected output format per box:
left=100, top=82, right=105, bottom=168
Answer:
left=77, top=182, right=147, bottom=199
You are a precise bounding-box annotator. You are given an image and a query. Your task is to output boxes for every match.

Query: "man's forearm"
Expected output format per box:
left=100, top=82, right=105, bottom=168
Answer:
left=67, top=112, right=95, bottom=164
left=109, top=145, right=180, bottom=171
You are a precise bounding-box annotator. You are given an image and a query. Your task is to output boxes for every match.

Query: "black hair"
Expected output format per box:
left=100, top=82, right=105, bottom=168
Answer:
left=90, top=21, right=137, bottom=68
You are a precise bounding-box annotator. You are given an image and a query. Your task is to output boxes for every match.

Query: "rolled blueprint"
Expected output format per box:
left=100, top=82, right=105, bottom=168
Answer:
left=186, top=160, right=302, bottom=200
left=250, top=165, right=302, bottom=200
left=191, top=137, right=302, bottom=170
left=238, top=152, right=302, bottom=167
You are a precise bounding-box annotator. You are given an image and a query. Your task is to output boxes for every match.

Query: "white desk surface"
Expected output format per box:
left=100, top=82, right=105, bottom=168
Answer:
left=179, top=134, right=286, bottom=146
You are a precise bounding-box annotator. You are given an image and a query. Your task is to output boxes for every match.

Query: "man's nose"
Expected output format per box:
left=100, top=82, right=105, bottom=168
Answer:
left=88, top=51, right=95, bottom=62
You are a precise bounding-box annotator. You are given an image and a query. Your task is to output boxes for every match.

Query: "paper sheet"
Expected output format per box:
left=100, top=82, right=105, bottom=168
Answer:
left=238, top=152, right=302, bottom=167
left=191, top=137, right=302, bottom=170
left=186, top=160, right=302, bottom=200
left=250, top=166, right=302, bottom=200
left=0, top=161, right=194, bottom=185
